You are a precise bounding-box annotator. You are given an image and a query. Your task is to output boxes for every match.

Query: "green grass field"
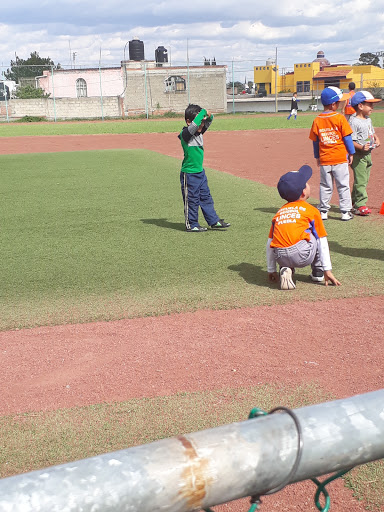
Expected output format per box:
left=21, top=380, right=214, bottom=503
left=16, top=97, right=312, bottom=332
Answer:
left=0, top=111, right=384, bottom=136
left=1, top=120, right=383, bottom=510
left=1, top=149, right=383, bottom=331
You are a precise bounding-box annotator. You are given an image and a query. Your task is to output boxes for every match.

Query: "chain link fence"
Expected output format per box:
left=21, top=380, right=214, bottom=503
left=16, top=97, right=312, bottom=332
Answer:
left=1, top=60, right=383, bottom=122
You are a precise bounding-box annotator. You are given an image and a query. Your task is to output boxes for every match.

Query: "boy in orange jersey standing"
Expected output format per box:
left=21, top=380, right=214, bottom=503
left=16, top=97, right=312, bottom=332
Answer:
left=267, top=165, right=341, bottom=290
left=341, top=82, right=356, bottom=121
left=309, top=86, right=355, bottom=221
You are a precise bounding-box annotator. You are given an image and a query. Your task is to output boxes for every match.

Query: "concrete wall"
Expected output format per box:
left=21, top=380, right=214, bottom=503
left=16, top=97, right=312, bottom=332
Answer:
left=124, top=65, right=227, bottom=115
left=0, top=95, right=316, bottom=121
left=227, top=96, right=319, bottom=113
left=0, top=96, right=123, bottom=120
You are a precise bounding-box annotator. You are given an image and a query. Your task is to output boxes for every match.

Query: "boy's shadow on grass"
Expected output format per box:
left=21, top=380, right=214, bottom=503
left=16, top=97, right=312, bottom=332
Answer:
left=254, top=207, right=279, bottom=214
left=229, top=262, right=312, bottom=287
left=228, top=263, right=268, bottom=286
left=329, top=241, right=384, bottom=262
left=141, top=218, right=186, bottom=232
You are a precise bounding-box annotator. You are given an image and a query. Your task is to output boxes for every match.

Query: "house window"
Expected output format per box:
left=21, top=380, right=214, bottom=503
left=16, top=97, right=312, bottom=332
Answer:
left=304, top=64, right=307, bottom=67
left=324, top=78, right=340, bottom=88
left=76, top=78, right=87, bottom=98
left=308, top=64, right=311, bottom=67
left=297, top=81, right=303, bottom=92
left=165, top=75, right=186, bottom=93
left=304, top=81, right=311, bottom=92
left=267, top=67, right=269, bottom=70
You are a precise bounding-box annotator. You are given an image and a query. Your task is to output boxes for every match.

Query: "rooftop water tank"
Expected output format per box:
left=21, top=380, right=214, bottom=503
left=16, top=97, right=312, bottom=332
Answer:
left=155, top=46, right=168, bottom=64
left=129, top=38, right=144, bottom=61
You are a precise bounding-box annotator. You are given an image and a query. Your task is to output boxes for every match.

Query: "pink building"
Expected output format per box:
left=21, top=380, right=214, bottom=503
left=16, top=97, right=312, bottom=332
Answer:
left=37, top=67, right=124, bottom=98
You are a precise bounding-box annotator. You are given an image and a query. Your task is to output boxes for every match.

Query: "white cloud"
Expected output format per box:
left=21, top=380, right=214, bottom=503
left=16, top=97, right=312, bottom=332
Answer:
left=1, top=0, right=383, bottom=83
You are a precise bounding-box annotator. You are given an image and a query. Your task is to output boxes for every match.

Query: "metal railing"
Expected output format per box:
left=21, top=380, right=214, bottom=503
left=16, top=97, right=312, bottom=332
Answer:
left=0, top=389, right=383, bottom=511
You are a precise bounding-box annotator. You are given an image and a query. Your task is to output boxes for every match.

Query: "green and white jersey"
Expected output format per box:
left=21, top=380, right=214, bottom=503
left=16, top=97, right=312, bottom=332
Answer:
left=178, top=109, right=213, bottom=173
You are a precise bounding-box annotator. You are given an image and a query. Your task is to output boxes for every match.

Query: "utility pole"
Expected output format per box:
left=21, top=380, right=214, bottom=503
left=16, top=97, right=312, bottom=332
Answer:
left=73, top=52, right=77, bottom=69
left=274, top=47, right=278, bottom=113
left=69, top=40, right=72, bottom=68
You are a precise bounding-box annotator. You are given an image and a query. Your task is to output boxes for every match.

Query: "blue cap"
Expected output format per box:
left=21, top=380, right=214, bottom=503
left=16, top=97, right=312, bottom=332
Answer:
left=277, top=165, right=312, bottom=202
left=320, top=86, right=349, bottom=106
left=351, top=90, right=381, bottom=107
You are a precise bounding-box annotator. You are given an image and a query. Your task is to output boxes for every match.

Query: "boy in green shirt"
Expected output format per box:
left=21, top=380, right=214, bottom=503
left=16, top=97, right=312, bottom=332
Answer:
left=178, top=104, right=230, bottom=232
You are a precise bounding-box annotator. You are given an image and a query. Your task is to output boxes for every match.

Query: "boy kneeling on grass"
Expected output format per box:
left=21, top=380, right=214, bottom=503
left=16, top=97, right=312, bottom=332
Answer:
left=266, top=165, right=341, bottom=290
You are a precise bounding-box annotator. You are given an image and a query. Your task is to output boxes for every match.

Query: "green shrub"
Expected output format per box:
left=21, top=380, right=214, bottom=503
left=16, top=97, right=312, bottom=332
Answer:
left=14, top=115, right=47, bottom=123
left=15, top=85, right=50, bottom=99
left=162, top=110, right=180, bottom=118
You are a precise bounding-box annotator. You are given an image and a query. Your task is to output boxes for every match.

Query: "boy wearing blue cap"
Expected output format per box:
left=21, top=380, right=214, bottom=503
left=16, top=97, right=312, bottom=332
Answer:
left=309, top=86, right=355, bottom=221
left=267, top=165, right=341, bottom=290
left=348, top=91, right=381, bottom=216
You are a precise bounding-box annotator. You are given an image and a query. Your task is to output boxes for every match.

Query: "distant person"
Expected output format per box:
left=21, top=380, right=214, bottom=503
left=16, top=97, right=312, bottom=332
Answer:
left=341, top=82, right=356, bottom=121
left=349, top=91, right=381, bottom=216
left=309, top=86, right=355, bottom=221
left=287, top=92, right=299, bottom=120
left=178, top=104, right=230, bottom=232
left=267, top=165, right=341, bottom=290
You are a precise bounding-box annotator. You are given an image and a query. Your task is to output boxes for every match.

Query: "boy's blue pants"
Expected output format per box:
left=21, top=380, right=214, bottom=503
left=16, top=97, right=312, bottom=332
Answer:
left=180, top=170, right=220, bottom=229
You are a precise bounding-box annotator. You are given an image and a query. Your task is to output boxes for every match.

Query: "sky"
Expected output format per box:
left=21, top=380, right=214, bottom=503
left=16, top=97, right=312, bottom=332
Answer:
left=1, top=0, right=383, bottom=83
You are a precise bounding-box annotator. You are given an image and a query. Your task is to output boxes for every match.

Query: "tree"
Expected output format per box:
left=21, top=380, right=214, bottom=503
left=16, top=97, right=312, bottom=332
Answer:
left=366, top=81, right=383, bottom=99
left=354, top=52, right=380, bottom=67
left=4, top=52, right=61, bottom=84
left=227, top=81, right=246, bottom=93
left=14, top=85, right=50, bottom=99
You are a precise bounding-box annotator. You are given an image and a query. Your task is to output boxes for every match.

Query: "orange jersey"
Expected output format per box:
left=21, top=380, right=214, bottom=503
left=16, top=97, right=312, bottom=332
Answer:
left=268, top=201, right=327, bottom=248
left=344, top=91, right=355, bottom=115
left=309, top=111, right=353, bottom=165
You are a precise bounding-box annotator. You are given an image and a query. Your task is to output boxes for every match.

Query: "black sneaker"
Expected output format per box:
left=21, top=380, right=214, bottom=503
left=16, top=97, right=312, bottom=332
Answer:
left=210, top=219, right=231, bottom=229
left=186, top=226, right=208, bottom=232
left=310, top=268, right=324, bottom=282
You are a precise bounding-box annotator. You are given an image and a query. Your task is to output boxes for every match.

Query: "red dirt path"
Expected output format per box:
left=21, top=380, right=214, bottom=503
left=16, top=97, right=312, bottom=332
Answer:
left=1, top=131, right=383, bottom=511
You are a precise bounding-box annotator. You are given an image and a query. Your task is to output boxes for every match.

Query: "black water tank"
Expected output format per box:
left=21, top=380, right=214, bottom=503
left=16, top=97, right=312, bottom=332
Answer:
left=129, top=38, right=144, bottom=61
left=155, top=46, right=168, bottom=64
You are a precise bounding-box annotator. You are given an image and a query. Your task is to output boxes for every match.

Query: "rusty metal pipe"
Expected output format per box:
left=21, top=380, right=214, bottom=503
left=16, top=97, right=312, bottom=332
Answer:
left=0, top=389, right=383, bottom=511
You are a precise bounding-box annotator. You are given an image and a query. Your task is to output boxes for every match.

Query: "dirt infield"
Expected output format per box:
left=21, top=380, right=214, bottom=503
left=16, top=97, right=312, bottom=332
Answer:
left=1, top=130, right=383, bottom=511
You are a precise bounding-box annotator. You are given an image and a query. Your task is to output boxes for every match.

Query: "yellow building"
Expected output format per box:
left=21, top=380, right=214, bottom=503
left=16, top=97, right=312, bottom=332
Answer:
left=254, top=51, right=384, bottom=95
left=253, top=61, right=279, bottom=94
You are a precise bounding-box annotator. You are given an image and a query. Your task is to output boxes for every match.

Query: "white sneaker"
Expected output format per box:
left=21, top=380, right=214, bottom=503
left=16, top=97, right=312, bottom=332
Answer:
left=320, top=211, right=328, bottom=221
left=341, top=211, right=353, bottom=221
left=280, top=267, right=296, bottom=290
